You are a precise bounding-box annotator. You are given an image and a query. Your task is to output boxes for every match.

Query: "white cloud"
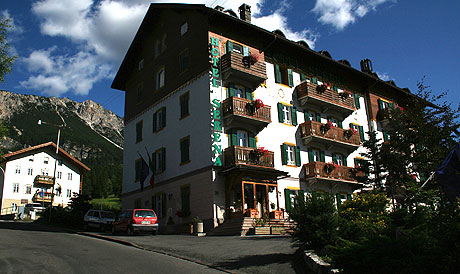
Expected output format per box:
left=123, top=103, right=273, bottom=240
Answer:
left=376, top=71, right=391, bottom=81
left=312, top=0, right=394, bottom=30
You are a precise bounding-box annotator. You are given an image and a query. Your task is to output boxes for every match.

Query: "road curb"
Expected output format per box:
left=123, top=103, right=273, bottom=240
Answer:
left=77, top=232, right=234, bottom=274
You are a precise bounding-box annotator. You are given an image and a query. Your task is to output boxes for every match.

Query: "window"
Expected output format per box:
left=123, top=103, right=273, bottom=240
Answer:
left=277, top=103, right=297, bottom=125
left=136, top=120, right=143, bottom=143
left=154, top=40, right=161, bottom=58
left=179, top=49, right=189, bottom=73
left=135, top=159, right=141, bottom=182
left=25, top=185, right=32, bottom=194
left=41, top=169, right=49, bottom=176
left=180, top=22, right=188, bottom=36
left=152, top=193, right=166, bottom=218
left=56, top=188, right=61, bottom=197
left=377, top=98, right=394, bottom=110
left=180, top=136, right=190, bottom=164
left=274, top=64, right=294, bottom=87
left=327, top=116, right=342, bottom=128
left=180, top=185, right=191, bottom=216
left=153, top=148, right=166, bottom=173
left=57, top=171, right=62, bottom=179
left=68, top=173, right=73, bottom=181
left=11, top=203, right=17, bottom=212
left=336, top=193, right=348, bottom=207
left=227, top=85, right=253, bottom=100
left=153, top=107, right=166, bottom=132
left=349, top=123, right=365, bottom=142
left=137, top=83, right=143, bottom=102
left=44, top=157, right=49, bottom=164
left=228, top=129, right=256, bottom=148
left=13, top=183, right=19, bottom=193
left=28, top=168, right=33, bottom=176
left=156, top=67, right=165, bottom=90
left=308, top=148, right=325, bottom=163
left=180, top=92, right=190, bottom=119
left=138, top=59, right=144, bottom=71
left=57, top=160, right=63, bottom=166
left=67, top=189, right=72, bottom=198
left=236, top=130, right=248, bottom=147
left=281, top=143, right=301, bottom=166
left=225, top=41, right=245, bottom=55
left=15, top=166, right=21, bottom=174
left=332, top=153, right=347, bottom=166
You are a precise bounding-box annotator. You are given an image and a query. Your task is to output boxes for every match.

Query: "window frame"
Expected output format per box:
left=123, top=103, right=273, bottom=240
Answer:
left=135, top=120, right=143, bottom=143
left=180, top=136, right=191, bottom=165
left=180, top=22, right=188, bottom=36
left=179, top=92, right=190, bottom=119
left=179, top=49, right=189, bottom=73
left=156, top=67, right=165, bottom=90
left=13, top=183, right=19, bottom=193
left=153, top=107, right=166, bottom=132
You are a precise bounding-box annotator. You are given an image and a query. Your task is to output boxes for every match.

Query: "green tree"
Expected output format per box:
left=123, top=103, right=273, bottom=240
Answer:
left=0, top=16, right=17, bottom=83
left=0, top=122, right=7, bottom=159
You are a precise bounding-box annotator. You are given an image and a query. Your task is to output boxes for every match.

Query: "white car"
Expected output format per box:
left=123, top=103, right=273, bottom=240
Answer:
left=83, top=209, right=116, bottom=231
left=24, top=203, right=45, bottom=213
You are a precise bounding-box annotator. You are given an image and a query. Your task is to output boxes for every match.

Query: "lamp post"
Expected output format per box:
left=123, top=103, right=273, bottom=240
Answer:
left=38, top=119, right=65, bottom=222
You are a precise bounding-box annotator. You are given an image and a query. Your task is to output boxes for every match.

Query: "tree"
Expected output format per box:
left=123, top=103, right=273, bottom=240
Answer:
left=0, top=122, right=7, bottom=159
left=0, top=16, right=17, bottom=83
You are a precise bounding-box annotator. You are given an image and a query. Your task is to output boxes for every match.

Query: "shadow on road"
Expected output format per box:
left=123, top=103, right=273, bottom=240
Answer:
left=0, top=220, right=77, bottom=233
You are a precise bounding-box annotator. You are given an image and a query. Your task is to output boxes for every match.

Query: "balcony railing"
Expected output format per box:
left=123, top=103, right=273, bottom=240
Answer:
left=295, top=81, right=355, bottom=115
left=304, top=162, right=357, bottom=182
left=300, top=120, right=360, bottom=151
left=222, top=97, right=271, bottom=129
left=33, top=192, right=52, bottom=203
left=34, top=175, right=54, bottom=186
left=220, top=52, right=267, bottom=86
left=223, top=146, right=274, bottom=168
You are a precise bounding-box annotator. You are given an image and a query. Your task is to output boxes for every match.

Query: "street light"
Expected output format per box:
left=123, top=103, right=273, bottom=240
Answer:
left=37, top=118, right=66, bottom=222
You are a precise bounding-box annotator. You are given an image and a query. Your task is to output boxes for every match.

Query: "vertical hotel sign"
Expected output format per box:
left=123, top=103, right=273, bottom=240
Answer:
left=210, top=36, right=222, bottom=166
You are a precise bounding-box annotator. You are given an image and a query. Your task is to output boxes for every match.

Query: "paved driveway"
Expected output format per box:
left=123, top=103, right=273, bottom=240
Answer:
left=83, top=233, right=308, bottom=274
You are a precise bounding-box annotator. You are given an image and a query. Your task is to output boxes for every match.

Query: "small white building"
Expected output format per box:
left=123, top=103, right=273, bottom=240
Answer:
left=0, top=142, right=90, bottom=215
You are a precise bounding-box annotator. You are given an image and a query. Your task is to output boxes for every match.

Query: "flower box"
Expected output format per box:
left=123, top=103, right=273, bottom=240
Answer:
left=269, top=210, right=284, bottom=219
left=245, top=208, right=259, bottom=218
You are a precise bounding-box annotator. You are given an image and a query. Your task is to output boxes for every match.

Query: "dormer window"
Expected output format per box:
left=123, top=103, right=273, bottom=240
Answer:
left=180, top=22, right=188, bottom=36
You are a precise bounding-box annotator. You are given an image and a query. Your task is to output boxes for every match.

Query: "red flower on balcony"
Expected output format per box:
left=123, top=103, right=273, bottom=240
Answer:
left=343, top=128, right=357, bottom=139
left=242, top=53, right=259, bottom=68
left=253, top=99, right=264, bottom=109
left=321, top=120, right=334, bottom=133
left=316, top=84, right=327, bottom=94
left=339, top=90, right=352, bottom=99
left=324, top=162, right=338, bottom=174
left=253, top=147, right=269, bottom=158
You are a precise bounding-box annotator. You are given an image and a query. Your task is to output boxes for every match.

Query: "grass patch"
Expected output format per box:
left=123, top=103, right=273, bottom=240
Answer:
left=90, top=195, right=121, bottom=213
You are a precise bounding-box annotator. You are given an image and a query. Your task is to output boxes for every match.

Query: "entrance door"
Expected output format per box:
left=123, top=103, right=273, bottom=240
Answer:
left=256, top=184, right=268, bottom=217
left=243, top=184, right=255, bottom=211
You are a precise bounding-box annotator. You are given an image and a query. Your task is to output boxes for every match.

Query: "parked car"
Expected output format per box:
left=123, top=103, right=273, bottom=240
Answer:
left=112, top=209, right=158, bottom=235
left=83, top=209, right=116, bottom=231
left=24, top=203, right=45, bottom=214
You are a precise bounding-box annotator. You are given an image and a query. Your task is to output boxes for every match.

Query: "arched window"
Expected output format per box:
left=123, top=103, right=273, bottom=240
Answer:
left=156, top=67, right=165, bottom=90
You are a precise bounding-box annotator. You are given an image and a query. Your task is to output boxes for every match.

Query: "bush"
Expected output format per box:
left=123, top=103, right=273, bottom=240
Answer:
left=289, top=192, right=339, bottom=251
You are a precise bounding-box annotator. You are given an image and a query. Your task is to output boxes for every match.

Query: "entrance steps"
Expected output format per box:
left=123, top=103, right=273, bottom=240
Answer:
left=209, top=217, right=296, bottom=236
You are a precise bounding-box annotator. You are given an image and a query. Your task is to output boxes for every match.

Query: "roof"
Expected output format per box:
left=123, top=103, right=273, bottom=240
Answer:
left=111, top=3, right=436, bottom=108
left=2, top=142, right=90, bottom=172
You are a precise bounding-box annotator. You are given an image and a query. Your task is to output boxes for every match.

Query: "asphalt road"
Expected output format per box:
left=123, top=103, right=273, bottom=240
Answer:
left=0, top=221, right=224, bottom=274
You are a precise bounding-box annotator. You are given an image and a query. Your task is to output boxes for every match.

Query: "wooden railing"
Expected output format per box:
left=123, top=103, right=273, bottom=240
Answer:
left=222, top=97, right=271, bottom=123
left=33, top=192, right=52, bottom=202
left=224, top=146, right=274, bottom=168
left=34, top=175, right=54, bottom=186
left=304, top=162, right=356, bottom=182
left=220, top=52, right=267, bottom=81
left=296, top=81, right=355, bottom=110
left=300, top=120, right=360, bottom=146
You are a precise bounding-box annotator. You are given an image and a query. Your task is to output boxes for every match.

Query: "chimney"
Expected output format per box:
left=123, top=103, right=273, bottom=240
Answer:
left=239, top=4, right=251, bottom=23
left=215, top=5, right=224, bottom=12
left=360, top=59, right=373, bottom=74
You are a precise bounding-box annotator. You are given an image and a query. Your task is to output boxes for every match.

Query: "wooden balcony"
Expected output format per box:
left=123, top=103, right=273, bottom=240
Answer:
left=34, top=175, right=54, bottom=186
left=304, top=162, right=360, bottom=184
left=295, top=81, right=355, bottom=116
left=223, top=146, right=274, bottom=169
left=222, top=97, right=271, bottom=132
left=300, top=120, right=360, bottom=153
left=220, top=52, right=267, bottom=87
left=33, top=192, right=52, bottom=203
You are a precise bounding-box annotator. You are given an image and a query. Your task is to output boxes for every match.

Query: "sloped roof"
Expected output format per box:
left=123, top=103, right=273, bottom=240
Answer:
left=2, top=142, right=90, bottom=172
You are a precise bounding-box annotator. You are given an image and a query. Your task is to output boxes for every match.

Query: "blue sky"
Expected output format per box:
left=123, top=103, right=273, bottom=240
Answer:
left=2, top=0, right=459, bottom=118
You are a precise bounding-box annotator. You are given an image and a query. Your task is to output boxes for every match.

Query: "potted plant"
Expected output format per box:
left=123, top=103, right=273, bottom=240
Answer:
left=242, top=53, right=259, bottom=68
left=316, top=84, right=327, bottom=94
left=320, top=120, right=334, bottom=133
left=193, top=216, right=204, bottom=234
left=343, top=128, right=357, bottom=139
left=324, top=162, right=338, bottom=174
left=246, top=98, right=264, bottom=114
left=339, top=90, right=351, bottom=99
left=245, top=208, right=259, bottom=218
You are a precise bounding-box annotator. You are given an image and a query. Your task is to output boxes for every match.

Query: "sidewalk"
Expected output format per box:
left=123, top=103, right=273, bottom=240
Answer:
left=80, top=232, right=308, bottom=274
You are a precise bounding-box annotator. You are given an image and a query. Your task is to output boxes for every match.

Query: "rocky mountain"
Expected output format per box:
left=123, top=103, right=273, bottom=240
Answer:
left=0, top=90, right=124, bottom=197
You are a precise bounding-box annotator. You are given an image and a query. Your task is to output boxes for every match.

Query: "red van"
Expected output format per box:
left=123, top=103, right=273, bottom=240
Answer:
left=112, top=209, right=158, bottom=235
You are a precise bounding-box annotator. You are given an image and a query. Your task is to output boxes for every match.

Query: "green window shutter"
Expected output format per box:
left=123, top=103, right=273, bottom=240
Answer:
left=280, top=144, right=288, bottom=165
left=161, top=107, right=166, bottom=128
left=389, top=102, right=395, bottom=109
left=304, top=110, right=309, bottom=122
left=291, top=106, right=298, bottom=126
left=354, top=158, right=359, bottom=167
left=248, top=132, right=256, bottom=148
left=229, top=129, right=238, bottom=146
left=378, top=99, right=384, bottom=110
left=295, top=146, right=301, bottom=167
left=308, top=148, right=314, bottom=163
left=152, top=195, right=156, bottom=211
left=354, top=94, right=361, bottom=109
left=336, top=193, right=342, bottom=207
left=284, top=189, right=291, bottom=212
left=343, top=156, right=348, bottom=167
left=245, top=88, right=253, bottom=100
left=287, top=68, right=294, bottom=87
left=277, top=103, right=284, bottom=123
left=243, top=46, right=249, bottom=56
left=161, top=193, right=167, bottom=217
left=229, top=87, right=237, bottom=97
left=358, top=126, right=365, bottom=142
left=311, top=77, right=318, bottom=84
left=274, top=64, right=281, bottom=83
left=300, top=73, right=306, bottom=81
left=347, top=194, right=352, bottom=201
left=332, top=153, right=337, bottom=164
left=320, top=150, right=325, bottom=162
left=226, top=41, right=233, bottom=53
left=333, top=86, right=338, bottom=92
left=383, top=130, right=389, bottom=141
left=153, top=112, right=157, bottom=132
left=315, top=113, right=321, bottom=122
left=338, top=120, right=343, bottom=129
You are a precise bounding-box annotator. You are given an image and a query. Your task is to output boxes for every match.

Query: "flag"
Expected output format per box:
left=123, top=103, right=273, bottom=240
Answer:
left=138, top=152, right=149, bottom=192
left=145, top=147, right=155, bottom=189
left=436, top=143, right=460, bottom=202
